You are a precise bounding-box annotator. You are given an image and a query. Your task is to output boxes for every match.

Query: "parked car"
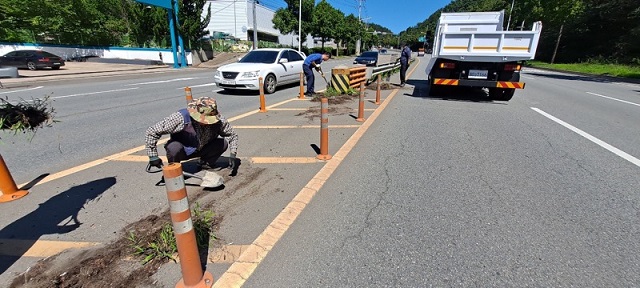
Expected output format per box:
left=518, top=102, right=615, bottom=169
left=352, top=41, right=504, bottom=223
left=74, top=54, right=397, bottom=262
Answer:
left=353, top=51, right=378, bottom=66
left=214, top=48, right=306, bottom=94
left=0, top=50, right=65, bottom=70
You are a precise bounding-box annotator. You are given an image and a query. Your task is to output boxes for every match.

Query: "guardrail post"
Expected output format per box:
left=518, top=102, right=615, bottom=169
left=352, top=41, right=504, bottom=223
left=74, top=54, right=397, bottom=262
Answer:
left=162, top=163, right=214, bottom=288
left=356, top=82, right=365, bottom=122
left=316, top=98, right=332, bottom=160
left=375, top=74, right=381, bottom=105
left=259, top=77, right=267, bottom=113
left=299, top=72, right=305, bottom=99
left=184, top=86, right=193, bottom=103
left=0, top=155, right=28, bottom=203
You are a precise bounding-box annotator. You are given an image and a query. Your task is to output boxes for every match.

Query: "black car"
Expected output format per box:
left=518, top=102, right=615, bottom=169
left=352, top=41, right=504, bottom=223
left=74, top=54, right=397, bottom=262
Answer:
left=0, top=50, right=65, bottom=70
left=353, top=51, right=379, bottom=66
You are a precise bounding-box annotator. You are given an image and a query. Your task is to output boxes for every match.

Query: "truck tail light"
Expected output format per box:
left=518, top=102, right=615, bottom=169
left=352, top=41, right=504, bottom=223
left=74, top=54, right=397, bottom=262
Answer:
left=504, top=64, right=521, bottom=71
left=440, top=62, right=455, bottom=69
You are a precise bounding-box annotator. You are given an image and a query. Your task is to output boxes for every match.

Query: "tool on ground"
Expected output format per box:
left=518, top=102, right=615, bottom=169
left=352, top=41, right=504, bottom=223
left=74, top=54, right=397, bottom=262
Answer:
left=318, top=67, right=330, bottom=89
left=146, top=163, right=224, bottom=188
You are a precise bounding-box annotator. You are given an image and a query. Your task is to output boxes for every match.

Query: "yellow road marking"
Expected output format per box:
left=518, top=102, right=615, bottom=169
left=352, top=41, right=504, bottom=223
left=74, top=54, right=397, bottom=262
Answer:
left=250, top=157, right=320, bottom=164
left=19, top=97, right=302, bottom=188
left=114, top=155, right=320, bottom=164
left=268, top=108, right=309, bottom=111
left=18, top=139, right=169, bottom=188
left=212, top=58, right=422, bottom=288
left=0, top=239, right=100, bottom=257
left=227, top=98, right=298, bottom=122
left=234, top=125, right=360, bottom=129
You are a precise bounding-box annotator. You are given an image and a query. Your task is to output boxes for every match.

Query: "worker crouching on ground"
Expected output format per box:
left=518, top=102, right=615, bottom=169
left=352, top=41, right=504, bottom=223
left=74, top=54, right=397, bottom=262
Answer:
left=145, top=97, right=239, bottom=175
left=303, top=52, right=331, bottom=97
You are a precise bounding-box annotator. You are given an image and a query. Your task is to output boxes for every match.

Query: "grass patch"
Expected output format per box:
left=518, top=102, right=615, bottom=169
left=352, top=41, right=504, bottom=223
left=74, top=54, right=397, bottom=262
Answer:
left=527, top=61, right=640, bottom=79
left=128, top=202, right=217, bottom=265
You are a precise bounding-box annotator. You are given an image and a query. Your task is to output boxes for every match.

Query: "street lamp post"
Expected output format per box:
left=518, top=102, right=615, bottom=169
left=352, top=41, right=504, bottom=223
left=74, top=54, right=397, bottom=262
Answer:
left=298, top=0, right=301, bottom=51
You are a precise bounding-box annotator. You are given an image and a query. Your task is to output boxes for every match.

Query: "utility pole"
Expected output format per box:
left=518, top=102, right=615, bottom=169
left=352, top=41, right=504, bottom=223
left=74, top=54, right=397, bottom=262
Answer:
left=355, top=0, right=363, bottom=55
left=298, top=0, right=301, bottom=51
left=506, top=0, right=515, bottom=31
left=253, top=0, right=258, bottom=50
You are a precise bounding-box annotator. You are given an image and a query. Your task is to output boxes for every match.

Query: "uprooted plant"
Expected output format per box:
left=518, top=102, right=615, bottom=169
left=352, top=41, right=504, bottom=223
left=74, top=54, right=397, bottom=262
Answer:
left=0, top=95, right=56, bottom=138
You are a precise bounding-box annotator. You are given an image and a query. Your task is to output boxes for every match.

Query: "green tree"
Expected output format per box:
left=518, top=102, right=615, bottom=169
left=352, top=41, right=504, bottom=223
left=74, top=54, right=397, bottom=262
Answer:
left=310, top=0, right=342, bottom=49
left=272, top=0, right=315, bottom=46
left=177, top=0, right=211, bottom=49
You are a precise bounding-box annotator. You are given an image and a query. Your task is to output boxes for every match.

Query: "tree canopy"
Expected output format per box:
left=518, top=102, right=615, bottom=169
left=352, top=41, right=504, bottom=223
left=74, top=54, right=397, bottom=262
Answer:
left=399, top=0, right=640, bottom=64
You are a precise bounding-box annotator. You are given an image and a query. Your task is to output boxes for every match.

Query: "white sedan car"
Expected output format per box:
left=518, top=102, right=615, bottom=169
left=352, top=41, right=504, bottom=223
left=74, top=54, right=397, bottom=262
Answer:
left=214, top=48, right=306, bottom=94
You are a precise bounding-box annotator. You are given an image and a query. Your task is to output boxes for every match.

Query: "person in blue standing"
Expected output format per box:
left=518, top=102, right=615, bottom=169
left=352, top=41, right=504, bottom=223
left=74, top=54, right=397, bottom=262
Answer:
left=302, top=52, right=331, bottom=96
left=400, top=42, right=412, bottom=86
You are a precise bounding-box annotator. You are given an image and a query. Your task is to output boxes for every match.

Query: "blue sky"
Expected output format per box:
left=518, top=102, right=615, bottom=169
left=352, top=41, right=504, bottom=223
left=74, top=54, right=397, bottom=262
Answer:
left=258, top=0, right=453, bottom=34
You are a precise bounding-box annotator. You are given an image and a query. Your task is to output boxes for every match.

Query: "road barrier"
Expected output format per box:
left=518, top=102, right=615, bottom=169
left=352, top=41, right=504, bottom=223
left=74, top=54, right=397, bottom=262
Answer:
left=299, top=72, right=305, bottom=99
left=375, top=74, right=381, bottom=105
left=331, top=67, right=351, bottom=94
left=316, top=98, right=332, bottom=160
left=0, top=155, right=28, bottom=203
left=368, top=61, right=401, bottom=83
left=162, top=163, right=214, bottom=288
left=349, top=66, right=367, bottom=88
left=184, top=86, right=193, bottom=103
left=356, top=82, right=365, bottom=122
left=259, top=77, right=267, bottom=113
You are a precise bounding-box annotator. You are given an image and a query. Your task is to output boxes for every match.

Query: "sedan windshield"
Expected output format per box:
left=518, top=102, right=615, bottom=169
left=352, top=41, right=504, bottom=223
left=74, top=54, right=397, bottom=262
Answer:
left=239, top=51, right=279, bottom=64
left=360, top=52, right=378, bottom=58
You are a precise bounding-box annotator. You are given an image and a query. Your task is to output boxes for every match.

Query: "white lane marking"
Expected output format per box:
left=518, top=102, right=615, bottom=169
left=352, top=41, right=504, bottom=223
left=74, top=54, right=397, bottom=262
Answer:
left=0, top=86, right=44, bottom=95
left=521, top=75, right=536, bottom=80
left=178, top=83, right=216, bottom=89
left=532, top=107, right=640, bottom=168
left=125, top=78, right=195, bottom=86
left=586, top=92, right=640, bottom=107
left=51, top=87, right=140, bottom=100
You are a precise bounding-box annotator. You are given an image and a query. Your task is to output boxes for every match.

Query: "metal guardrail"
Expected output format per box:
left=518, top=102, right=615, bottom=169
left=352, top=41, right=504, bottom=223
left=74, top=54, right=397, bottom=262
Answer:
left=367, top=61, right=401, bottom=83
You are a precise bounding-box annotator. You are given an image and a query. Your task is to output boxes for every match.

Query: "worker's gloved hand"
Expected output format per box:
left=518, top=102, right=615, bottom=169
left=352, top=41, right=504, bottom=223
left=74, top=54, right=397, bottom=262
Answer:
left=149, top=156, right=163, bottom=168
left=315, top=66, right=321, bottom=72
left=228, top=153, right=237, bottom=171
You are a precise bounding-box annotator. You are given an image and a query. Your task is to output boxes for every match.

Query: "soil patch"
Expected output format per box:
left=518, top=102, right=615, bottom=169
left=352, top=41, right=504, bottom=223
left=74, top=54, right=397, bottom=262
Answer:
left=366, top=82, right=393, bottom=90
left=309, top=93, right=356, bottom=105
left=7, top=167, right=266, bottom=288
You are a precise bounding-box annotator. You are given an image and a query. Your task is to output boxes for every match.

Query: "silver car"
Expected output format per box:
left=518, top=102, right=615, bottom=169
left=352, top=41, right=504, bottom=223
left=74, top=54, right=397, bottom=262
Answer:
left=214, top=48, right=306, bottom=94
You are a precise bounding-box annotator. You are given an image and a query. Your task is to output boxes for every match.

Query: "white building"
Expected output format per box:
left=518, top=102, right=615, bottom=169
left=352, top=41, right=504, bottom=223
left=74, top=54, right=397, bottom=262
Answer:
left=204, top=0, right=314, bottom=48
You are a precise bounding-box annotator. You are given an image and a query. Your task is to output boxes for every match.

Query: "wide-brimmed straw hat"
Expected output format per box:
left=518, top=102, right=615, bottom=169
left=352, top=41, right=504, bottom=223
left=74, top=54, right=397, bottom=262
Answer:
left=187, top=97, right=220, bottom=124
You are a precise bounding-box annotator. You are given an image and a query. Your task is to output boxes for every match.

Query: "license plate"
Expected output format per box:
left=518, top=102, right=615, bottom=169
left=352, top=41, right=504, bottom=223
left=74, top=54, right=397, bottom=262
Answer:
left=468, top=69, right=488, bottom=79
left=221, top=79, right=235, bottom=85
left=53, top=63, right=60, bottom=65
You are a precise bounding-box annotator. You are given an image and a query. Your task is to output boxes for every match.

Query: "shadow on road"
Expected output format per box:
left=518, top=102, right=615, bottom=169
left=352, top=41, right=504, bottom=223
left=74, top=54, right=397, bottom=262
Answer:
left=403, top=79, right=503, bottom=103
left=0, top=177, right=117, bottom=275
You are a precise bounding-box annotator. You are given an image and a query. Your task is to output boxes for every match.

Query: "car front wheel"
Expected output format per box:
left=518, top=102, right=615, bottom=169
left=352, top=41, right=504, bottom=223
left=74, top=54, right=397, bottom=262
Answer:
left=27, top=61, right=37, bottom=70
left=264, top=74, right=277, bottom=94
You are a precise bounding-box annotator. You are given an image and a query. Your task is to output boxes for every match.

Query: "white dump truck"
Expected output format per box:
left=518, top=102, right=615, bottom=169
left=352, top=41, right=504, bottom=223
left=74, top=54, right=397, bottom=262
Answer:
left=427, top=10, right=542, bottom=101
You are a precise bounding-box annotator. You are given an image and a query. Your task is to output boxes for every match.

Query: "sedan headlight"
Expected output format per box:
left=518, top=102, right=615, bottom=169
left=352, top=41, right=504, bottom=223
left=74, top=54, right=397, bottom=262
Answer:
left=215, top=70, right=222, bottom=77
left=240, top=71, right=260, bottom=78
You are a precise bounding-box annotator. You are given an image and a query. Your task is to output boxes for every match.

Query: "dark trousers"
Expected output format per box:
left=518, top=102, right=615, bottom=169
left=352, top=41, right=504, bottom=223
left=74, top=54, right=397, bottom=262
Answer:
left=165, top=137, right=228, bottom=166
left=303, top=64, right=315, bottom=94
left=400, top=60, right=408, bottom=84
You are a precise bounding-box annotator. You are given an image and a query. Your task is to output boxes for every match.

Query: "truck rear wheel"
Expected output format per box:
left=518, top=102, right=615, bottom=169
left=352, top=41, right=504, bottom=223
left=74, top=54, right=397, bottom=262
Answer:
left=489, top=88, right=515, bottom=101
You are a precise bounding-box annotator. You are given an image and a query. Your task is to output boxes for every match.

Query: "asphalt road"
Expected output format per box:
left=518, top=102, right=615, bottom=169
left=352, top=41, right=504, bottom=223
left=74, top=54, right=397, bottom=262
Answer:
left=244, top=58, right=640, bottom=286
left=2, top=55, right=639, bottom=286
left=0, top=56, right=355, bottom=184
